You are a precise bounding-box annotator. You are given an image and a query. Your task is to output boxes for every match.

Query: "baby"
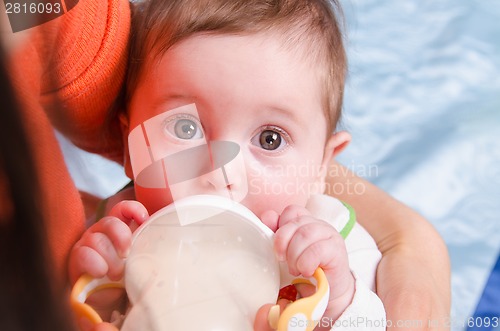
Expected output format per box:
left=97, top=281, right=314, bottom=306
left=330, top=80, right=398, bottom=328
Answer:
left=70, top=0, right=384, bottom=329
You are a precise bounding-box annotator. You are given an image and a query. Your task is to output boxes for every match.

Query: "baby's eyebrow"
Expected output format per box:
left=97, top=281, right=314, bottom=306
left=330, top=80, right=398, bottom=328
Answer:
left=270, top=106, right=298, bottom=120
left=151, top=93, right=196, bottom=111
left=259, top=105, right=300, bottom=125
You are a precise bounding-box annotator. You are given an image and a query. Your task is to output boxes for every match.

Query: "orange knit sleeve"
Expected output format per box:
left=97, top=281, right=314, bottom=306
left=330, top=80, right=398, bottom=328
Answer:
left=5, top=0, right=130, bottom=284
left=40, top=0, right=131, bottom=163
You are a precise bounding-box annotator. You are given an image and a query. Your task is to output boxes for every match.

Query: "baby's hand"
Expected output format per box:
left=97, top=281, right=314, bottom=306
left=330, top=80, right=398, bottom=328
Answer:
left=69, top=200, right=149, bottom=284
left=272, top=205, right=355, bottom=326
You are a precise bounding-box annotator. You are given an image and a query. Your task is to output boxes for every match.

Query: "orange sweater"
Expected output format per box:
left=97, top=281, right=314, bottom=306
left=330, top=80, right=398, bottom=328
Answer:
left=6, top=0, right=130, bottom=283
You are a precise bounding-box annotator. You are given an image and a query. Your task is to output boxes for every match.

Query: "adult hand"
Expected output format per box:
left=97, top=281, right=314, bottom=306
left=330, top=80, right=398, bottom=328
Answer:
left=90, top=323, right=119, bottom=331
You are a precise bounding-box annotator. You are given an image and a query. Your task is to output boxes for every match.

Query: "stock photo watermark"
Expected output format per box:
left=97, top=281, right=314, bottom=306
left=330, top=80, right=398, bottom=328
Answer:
left=289, top=316, right=500, bottom=330
left=3, top=0, right=79, bottom=32
left=248, top=160, right=379, bottom=196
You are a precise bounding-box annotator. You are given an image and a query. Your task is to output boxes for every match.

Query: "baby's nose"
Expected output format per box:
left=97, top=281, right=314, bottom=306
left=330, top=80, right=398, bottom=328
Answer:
left=162, top=141, right=248, bottom=202
left=201, top=141, right=248, bottom=202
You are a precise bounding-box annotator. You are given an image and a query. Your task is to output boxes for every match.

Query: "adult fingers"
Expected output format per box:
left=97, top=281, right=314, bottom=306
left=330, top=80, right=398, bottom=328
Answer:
left=254, top=304, right=276, bottom=331
left=92, top=324, right=119, bottom=331
left=254, top=300, right=294, bottom=331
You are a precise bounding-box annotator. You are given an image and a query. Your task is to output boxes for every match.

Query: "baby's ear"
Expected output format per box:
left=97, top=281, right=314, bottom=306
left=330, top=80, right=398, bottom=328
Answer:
left=323, top=131, right=351, bottom=162
left=120, top=113, right=134, bottom=179
left=317, top=131, right=351, bottom=192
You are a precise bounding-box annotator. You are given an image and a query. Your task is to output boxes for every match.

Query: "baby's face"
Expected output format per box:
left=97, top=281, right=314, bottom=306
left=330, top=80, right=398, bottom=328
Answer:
left=126, top=33, right=338, bottom=222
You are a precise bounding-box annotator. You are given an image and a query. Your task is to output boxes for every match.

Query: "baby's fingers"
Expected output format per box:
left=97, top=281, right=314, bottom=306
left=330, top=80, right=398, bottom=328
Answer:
left=69, top=245, right=108, bottom=283
left=73, top=232, right=126, bottom=281
left=295, top=236, right=346, bottom=278
left=109, top=200, right=149, bottom=228
left=285, top=222, right=340, bottom=277
left=274, top=216, right=316, bottom=264
left=70, top=219, right=132, bottom=283
left=88, top=217, right=132, bottom=258
left=86, top=231, right=126, bottom=280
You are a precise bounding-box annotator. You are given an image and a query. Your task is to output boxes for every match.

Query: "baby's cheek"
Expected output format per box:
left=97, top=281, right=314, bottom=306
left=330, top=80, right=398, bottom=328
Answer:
left=259, top=210, right=280, bottom=232
left=245, top=174, right=309, bottom=209
left=135, top=185, right=174, bottom=214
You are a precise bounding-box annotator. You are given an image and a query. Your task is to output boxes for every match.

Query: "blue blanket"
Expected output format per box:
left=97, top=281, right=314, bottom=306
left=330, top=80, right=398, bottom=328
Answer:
left=337, top=1, right=500, bottom=330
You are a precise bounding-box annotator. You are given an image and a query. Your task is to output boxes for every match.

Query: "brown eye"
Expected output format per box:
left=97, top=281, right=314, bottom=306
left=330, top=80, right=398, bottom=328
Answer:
left=259, top=130, right=282, bottom=150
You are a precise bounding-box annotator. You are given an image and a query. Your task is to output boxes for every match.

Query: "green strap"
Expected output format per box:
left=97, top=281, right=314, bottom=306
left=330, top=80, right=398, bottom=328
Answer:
left=339, top=201, right=356, bottom=239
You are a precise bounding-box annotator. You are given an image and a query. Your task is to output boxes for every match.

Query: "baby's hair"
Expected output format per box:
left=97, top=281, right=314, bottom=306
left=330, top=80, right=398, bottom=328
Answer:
left=126, top=0, right=346, bottom=132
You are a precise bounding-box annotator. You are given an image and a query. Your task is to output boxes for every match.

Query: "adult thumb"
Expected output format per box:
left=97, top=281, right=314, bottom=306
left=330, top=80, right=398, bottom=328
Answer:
left=254, top=303, right=277, bottom=331
left=90, top=323, right=119, bottom=331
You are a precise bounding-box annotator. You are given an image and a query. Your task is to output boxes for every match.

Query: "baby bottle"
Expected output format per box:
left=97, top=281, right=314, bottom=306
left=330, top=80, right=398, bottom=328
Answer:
left=71, top=195, right=329, bottom=331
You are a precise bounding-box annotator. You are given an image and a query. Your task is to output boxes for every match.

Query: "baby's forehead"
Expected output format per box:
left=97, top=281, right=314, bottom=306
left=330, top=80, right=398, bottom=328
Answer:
left=127, top=30, right=332, bottom=130
left=128, top=16, right=331, bottom=101
left=135, top=30, right=326, bottom=92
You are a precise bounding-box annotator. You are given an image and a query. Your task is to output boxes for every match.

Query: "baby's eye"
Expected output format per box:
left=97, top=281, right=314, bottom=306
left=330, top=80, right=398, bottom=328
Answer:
left=251, top=128, right=289, bottom=151
left=164, top=116, right=204, bottom=140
